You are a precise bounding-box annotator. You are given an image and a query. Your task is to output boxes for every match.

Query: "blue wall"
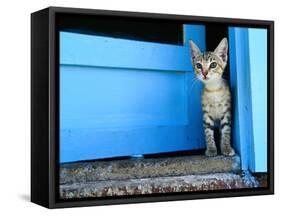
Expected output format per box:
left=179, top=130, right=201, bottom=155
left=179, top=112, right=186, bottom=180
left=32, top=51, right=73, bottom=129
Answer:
left=60, top=25, right=206, bottom=163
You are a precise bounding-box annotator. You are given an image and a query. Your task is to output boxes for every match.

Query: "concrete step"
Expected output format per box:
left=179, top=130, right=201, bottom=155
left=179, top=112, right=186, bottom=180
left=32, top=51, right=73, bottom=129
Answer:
left=60, top=171, right=259, bottom=199
left=60, top=155, right=240, bottom=184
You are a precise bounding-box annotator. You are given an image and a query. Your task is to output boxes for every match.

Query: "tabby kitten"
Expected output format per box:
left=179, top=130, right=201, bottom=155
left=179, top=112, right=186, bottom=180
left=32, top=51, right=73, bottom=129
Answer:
left=189, top=38, right=235, bottom=157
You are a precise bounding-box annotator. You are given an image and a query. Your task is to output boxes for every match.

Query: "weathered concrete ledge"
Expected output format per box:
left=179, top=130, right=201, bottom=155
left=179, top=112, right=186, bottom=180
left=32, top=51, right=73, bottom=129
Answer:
left=60, top=155, right=240, bottom=184
left=60, top=172, right=258, bottom=199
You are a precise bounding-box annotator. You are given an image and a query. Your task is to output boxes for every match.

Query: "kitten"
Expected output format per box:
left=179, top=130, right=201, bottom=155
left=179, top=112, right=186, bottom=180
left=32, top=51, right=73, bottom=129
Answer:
left=189, top=38, right=235, bottom=157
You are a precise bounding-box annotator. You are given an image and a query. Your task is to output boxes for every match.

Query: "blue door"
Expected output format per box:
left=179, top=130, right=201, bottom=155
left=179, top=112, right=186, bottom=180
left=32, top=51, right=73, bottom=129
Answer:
left=229, top=27, right=267, bottom=172
left=60, top=25, right=206, bottom=163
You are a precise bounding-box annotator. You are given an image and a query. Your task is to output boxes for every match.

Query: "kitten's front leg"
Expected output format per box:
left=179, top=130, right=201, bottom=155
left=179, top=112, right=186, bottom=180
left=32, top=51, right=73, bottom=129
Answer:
left=220, top=112, right=235, bottom=156
left=203, top=114, right=217, bottom=157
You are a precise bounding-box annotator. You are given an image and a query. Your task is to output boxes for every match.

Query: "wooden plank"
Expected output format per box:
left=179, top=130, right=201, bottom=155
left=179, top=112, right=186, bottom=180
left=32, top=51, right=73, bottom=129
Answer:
left=229, top=27, right=254, bottom=171
left=184, top=24, right=206, bottom=150
left=60, top=31, right=190, bottom=72
left=60, top=65, right=188, bottom=129
left=248, top=28, right=267, bottom=172
left=60, top=126, right=192, bottom=162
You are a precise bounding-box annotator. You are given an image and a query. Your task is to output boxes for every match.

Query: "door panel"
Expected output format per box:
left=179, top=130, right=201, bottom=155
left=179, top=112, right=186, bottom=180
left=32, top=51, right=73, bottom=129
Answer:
left=60, top=26, right=206, bottom=163
left=229, top=27, right=267, bottom=172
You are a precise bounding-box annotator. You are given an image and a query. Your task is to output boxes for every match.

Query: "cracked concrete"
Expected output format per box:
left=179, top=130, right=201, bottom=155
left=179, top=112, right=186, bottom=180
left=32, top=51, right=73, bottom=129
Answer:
left=60, top=172, right=259, bottom=199
left=60, top=155, right=240, bottom=184
left=59, top=155, right=263, bottom=199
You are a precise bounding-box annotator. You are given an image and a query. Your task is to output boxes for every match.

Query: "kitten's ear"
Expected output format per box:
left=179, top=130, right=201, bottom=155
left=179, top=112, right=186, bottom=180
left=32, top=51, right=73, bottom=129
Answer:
left=189, top=40, right=201, bottom=60
left=214, top=38, right=228, bottom=63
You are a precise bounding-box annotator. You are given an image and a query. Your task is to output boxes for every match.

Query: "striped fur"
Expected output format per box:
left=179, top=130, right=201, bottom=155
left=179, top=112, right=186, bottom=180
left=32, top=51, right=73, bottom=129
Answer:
left=189, top=38, right=235, bottom=157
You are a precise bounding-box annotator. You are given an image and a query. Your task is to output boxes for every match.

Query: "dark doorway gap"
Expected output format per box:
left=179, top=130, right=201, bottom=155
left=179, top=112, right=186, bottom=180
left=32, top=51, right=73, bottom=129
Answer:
left=205, top=24, right=230, bottom=81
left=205, top=25, right=230, bottom=148
left=57, top=13, right=183, bottom=45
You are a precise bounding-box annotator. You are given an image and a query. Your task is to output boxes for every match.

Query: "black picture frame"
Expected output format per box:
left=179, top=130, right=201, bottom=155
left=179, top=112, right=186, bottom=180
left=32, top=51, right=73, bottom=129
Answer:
left=31, top=6, right=274, bottom=209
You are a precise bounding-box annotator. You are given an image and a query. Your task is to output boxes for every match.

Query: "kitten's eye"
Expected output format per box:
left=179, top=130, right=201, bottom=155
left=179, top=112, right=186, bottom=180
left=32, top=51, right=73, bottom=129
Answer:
left=209, top=62, right=217, bottom=69
left=196, top=63, right=202, bottom=69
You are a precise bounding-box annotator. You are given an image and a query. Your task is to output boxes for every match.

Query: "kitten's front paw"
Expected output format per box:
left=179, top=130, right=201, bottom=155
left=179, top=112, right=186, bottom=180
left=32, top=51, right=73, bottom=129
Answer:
left=205, top=147, right=218, bottom=157
left=221, top=146, right=235, bottom=156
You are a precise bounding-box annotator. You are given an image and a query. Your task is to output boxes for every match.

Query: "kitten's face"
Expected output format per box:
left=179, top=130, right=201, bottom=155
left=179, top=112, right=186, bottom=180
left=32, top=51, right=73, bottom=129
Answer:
left=189, top=38, right=228, bottom=84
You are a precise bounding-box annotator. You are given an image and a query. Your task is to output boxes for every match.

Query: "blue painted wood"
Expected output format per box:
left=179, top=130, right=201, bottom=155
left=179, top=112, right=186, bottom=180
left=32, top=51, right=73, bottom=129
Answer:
left=60, top=66, right=188, bottom=130
left=60, top=126, right=190, bottom=162
left=184, top=24, right=206, bottom=49
left=60, top=26, right=206, bottom=163
left=184, top=25, right=206, bottom=149
left=248, top=29, right=267, bottom=172
left=229, top=27, right=268, bottom=172
left=60, top=65, right=191, bottom=162
left=60, top=32, right=190, bottom=72
left=229, top=28, right=240, bottom=165
left=229, top=27, right=254, bottom=171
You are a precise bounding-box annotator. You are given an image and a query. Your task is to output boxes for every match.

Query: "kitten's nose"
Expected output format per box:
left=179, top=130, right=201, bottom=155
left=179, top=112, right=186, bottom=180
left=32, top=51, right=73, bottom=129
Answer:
left=202, top=70, right=208, bottom=78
